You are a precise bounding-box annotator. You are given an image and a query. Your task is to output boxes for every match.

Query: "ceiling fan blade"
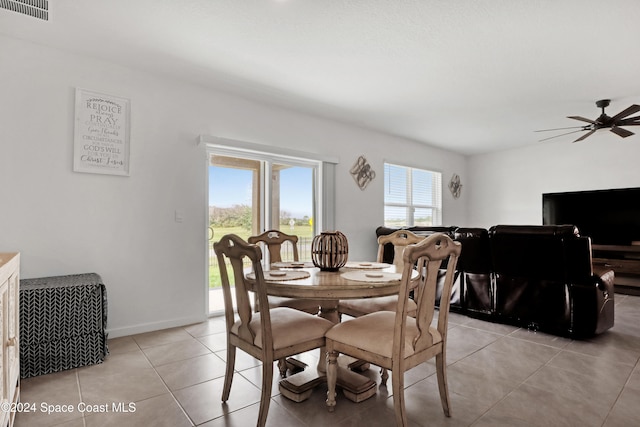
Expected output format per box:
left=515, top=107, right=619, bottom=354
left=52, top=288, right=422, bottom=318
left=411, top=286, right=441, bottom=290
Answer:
left=611, top=104, right=640, bottom=122
left=567, top=115, right=597, bottom=124
left=573, top=129, right=597, bottom=142
left=618, top=117, right=640, bottom=126
left=610, top=126, right=635, bottom=138
left=534, top=125, right=590, bottom=132
left=538, top=129, right=588, bottom=142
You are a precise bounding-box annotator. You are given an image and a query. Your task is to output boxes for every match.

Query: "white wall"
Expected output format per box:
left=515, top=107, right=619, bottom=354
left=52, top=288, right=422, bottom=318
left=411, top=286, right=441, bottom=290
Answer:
left=467, top=135, right=640, bottom=228
left=0, top=35, right=467, bottom=337
left=331, top=128, right=468, bottom=259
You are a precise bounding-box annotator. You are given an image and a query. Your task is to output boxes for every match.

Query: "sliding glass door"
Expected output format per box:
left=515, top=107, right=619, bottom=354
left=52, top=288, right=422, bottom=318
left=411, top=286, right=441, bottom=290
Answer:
left=207, top=150, right=320, bottom=314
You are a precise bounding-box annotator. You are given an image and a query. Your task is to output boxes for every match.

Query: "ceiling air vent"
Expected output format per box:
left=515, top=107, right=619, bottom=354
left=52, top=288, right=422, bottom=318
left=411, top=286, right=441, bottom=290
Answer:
left=0, top=0, right=48, bottom=20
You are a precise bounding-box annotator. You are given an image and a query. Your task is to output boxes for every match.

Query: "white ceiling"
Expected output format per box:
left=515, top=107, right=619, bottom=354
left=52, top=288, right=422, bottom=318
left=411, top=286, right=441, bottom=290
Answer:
left=2, top=0, right=640, bottom=155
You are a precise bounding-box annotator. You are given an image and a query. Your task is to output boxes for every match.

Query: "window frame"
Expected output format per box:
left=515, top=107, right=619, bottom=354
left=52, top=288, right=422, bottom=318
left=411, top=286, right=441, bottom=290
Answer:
left=201, top=135, right=338, bottom=232
left=383, top=162, right=442, bottom=227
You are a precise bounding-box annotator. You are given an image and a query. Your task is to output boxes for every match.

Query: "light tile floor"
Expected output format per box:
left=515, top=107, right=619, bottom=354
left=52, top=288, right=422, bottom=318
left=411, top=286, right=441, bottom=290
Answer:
left=15, top=294, right=640, bottom=426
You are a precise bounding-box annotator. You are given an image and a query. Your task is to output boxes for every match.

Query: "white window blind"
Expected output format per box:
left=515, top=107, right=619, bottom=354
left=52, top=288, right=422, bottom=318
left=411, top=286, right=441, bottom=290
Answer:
left=384, top=163, right=442, bottom=227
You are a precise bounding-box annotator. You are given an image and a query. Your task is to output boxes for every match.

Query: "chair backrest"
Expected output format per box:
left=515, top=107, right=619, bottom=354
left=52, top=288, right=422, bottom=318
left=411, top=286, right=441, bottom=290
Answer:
left=376, top=226, right=458, bottom=263
left=489, top=224, right=581, bottom=281
left=377, top=229, right=425, bottom=270
left=488, top=224, right=589, bottom=332
left=395, top=233, right=461, bottom=356
left=248, top=230, right=299, bottom=263
left=214, top=234, right=273, bottom=351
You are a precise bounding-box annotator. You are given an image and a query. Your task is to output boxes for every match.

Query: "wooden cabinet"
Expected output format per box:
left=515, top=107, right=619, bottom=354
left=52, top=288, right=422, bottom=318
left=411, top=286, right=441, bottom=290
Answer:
left=0, top=253, right=19, bottom=427
left=593, top=245, right=640, bottom=290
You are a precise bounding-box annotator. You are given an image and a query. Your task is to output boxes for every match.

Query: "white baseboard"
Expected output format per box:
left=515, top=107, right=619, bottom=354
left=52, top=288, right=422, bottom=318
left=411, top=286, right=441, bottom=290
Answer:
left=106, top=314, right=208, bottom=339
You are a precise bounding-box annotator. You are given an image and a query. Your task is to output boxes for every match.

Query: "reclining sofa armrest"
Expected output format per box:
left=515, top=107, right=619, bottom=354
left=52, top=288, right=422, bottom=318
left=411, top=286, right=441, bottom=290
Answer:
left=570, top=266, right=615, bottom=338
left=593, top=265, right=615, bottom=292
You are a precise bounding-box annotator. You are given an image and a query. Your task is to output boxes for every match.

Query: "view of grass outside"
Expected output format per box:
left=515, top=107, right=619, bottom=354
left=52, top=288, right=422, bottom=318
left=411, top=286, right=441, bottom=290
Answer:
left=384, top=217, right=433, bottom=228
left=208, top=206, right=314, bottom=288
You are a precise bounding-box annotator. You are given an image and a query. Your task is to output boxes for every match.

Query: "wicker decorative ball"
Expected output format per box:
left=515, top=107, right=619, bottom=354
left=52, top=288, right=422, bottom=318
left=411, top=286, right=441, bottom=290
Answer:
left=311, top=231, right=349, bottom=271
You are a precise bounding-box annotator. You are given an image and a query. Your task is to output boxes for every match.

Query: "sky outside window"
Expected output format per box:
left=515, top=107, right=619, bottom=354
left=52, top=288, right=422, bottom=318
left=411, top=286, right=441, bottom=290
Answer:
left=209, top=165, right=312, bottom=219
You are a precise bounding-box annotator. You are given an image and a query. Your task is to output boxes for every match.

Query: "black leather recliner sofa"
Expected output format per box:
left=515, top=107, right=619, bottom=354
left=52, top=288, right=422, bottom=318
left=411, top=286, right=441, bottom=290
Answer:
left=376, top=224, right=615, bottom=338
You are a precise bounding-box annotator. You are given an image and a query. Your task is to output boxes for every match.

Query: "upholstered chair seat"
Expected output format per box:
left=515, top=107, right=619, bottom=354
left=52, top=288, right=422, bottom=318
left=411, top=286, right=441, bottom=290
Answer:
left=338, top=296, right=417, bottom=318
left=231, top=307, right=332, bottom=350
left=265, top=295, right=321, bottom=314
left=326, top=311, right=442, bottom=359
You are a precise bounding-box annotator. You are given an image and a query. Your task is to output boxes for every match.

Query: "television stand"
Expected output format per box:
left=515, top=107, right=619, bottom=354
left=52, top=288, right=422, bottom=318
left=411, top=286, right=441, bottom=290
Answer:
left=592, top=244, right=640, bottom=294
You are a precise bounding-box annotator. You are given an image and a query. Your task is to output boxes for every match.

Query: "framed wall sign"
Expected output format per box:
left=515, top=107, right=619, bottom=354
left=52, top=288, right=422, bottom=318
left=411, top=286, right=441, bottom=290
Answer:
left=73, top=88, right=130, bottom=176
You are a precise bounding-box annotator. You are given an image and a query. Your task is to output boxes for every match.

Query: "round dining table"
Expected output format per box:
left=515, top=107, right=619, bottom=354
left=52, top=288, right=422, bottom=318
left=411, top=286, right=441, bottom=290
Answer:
left=247, top=261, right=410, bottom=403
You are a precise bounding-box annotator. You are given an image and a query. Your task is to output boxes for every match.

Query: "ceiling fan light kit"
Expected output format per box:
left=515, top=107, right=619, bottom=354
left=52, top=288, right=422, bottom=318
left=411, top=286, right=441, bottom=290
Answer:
left=537, top=99, right=640, bottom=143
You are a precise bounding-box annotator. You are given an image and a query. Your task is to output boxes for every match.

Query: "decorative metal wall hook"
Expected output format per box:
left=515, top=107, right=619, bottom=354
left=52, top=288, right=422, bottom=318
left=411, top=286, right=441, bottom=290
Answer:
left=350, top=155, right=376, bottom=190
left=449, top=173, right=462, bottom=199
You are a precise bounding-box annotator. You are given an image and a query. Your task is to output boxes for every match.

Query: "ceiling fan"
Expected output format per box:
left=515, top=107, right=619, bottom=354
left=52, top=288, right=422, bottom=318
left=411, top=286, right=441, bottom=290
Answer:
left=536, top=99, right=640, bottom=142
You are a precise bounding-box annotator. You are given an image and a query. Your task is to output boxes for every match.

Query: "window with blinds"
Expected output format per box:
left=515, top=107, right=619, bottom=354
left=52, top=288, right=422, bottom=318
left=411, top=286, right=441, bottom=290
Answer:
left=384, top=163, right=442, bottom=227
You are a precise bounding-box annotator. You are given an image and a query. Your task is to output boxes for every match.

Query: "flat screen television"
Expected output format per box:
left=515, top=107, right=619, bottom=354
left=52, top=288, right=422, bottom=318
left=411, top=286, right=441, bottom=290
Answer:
left=543, top=187, right=640, bottom=246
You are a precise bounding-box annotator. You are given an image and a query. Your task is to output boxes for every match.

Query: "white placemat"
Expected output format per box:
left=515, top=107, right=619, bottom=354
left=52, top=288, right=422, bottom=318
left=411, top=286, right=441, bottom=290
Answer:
left=343, top=261, right=390, bottom=270
left=246, top=270, right=311, bottom=281
left=271, top=261, right=315, bottom=269
left=340, top=270, right=402, bottom=283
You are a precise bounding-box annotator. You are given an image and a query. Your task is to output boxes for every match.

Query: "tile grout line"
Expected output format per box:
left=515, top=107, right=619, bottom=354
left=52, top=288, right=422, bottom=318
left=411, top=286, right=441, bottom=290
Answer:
left=461, top=327, right=573, bottom=426
left=136, top=330, right=198, bottom=426
left=74, top=369, right=87, bottom=427
left=600, top=356, right=640, bottom=426
left=129, top=323, right=243, bottom=425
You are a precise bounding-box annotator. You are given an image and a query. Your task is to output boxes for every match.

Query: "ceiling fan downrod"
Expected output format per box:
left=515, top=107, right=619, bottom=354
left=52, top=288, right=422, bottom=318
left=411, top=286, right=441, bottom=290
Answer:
left=595, top=99, right=611, bottom=126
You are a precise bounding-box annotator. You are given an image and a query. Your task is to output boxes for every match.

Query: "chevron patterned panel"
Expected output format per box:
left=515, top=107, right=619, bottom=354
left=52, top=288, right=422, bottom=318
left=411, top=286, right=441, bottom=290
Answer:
left=19, top=273, right=109, bottom=378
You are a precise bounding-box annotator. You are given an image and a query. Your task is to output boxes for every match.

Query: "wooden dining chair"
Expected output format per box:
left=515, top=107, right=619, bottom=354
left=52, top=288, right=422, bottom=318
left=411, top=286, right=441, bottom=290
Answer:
left=249, top=229, right=325, bottom=376
left=248, top=229, right=300, bottom=264
left=337, top=229, right=425, bottom=318
left=248, top=230, right=322, bottom=315
left=214, top=234, right=333, bottom=427
left=326, top=233, right=461, bottom=426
